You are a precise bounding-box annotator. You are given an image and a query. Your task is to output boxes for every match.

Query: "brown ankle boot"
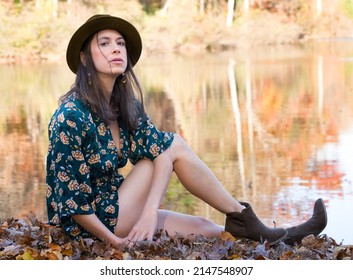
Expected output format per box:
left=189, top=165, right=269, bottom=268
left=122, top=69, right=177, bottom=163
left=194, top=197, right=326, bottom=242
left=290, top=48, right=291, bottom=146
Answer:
left=225, top=202, right=288, bottom=245
left=284, top=198, right=327, bottom=245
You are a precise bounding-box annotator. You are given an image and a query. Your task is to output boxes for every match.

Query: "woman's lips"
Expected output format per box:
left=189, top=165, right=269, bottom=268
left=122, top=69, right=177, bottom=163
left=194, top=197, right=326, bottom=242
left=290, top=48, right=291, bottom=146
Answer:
left=111, top=58, right=123, bottom=63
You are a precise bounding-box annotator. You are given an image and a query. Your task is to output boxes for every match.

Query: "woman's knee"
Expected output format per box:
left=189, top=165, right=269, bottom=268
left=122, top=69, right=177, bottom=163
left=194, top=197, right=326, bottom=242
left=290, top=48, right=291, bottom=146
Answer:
left=126, top=159, right=153, bottom=180
left=169, top=134, right=189, bottom=159
left=172, top=134, right=186, bottom=148
left=134, top=158, right=154, bottom=169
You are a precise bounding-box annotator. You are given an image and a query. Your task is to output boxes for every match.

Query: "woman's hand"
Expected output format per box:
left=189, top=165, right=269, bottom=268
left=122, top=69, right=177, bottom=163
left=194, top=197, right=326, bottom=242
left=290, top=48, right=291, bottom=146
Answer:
left=110, top=235, right=125, bottom=249
left=123, top=208, right=158, bottom=246
left=72, top=214, right=124, bottom=247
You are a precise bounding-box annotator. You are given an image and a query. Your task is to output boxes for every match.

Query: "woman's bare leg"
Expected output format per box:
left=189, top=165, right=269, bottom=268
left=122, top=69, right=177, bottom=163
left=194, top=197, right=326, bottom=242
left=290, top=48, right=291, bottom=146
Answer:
left=115, top=158, right=223, bottom=239
left=156, top=209, right=223, bottom=239
left=116, top=133, right=247, bottom=240
left=169, top=134, right=243, bottom=214
left=166, top=135, right=290, bottom=245
left=115, top=159, right=154, bottom=237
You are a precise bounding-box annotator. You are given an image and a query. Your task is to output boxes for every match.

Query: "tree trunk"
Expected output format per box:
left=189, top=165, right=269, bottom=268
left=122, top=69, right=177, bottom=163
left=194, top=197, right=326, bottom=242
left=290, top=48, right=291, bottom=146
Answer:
left=244, top=0, right=250, bottom=15
left=161, top=0, right=173, bottom=15
left=316, top=0, right=322, bottom=16
left=199, top=0, right=204, bottom=14
left=53, top=0, right=58, bottom=18
left=228, top=59, right=246, bottom=195
left=226, top=0, right=235, bottom=27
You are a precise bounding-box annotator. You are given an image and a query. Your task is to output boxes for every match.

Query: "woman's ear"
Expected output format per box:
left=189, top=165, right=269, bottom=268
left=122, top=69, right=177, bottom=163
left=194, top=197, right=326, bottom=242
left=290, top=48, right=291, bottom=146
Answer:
left=80, top=51, right=87, bottom=66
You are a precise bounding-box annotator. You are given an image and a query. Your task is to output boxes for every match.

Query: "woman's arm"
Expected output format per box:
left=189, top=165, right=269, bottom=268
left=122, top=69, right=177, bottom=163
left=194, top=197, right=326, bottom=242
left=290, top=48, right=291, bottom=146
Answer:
left=47, top=105, right=122, bottom=245
left=143, top=148, right=174, bottom=212
left=123, top=148, right=174, bottom=244
left=125, top=113, right=175, bottom=244
left=72, top=214, right=124, bottom=247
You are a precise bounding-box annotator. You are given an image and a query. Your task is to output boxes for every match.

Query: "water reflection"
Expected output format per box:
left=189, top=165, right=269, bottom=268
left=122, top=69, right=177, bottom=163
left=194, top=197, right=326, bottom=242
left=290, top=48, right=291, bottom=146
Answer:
left=1, top=41, right=353, bottom=244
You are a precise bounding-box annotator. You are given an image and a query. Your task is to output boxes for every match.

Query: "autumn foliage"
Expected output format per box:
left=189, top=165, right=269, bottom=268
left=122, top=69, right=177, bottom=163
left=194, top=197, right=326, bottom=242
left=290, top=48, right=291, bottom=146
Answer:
left=1, top=214, right=352, bottom=260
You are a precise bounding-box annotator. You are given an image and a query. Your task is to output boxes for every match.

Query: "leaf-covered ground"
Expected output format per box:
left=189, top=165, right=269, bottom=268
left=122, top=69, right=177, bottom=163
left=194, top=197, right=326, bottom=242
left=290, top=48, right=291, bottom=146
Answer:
left=1, top=214, right=352, bottom=260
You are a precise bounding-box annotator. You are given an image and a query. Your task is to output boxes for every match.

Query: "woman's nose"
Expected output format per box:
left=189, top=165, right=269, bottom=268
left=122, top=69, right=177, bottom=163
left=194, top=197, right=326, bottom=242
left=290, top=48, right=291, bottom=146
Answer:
left=113, top=44, right=121, bottom=53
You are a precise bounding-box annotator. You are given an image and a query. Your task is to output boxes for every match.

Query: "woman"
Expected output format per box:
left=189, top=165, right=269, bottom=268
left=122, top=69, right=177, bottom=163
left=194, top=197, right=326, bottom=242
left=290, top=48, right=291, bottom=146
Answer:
left=46, top=14, right=327, bottom=247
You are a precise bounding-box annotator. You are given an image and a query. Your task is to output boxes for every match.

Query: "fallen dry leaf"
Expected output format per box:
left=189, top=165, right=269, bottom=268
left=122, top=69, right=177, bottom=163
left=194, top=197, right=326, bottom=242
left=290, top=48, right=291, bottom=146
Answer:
left=0, top=214, right=351, bottom=260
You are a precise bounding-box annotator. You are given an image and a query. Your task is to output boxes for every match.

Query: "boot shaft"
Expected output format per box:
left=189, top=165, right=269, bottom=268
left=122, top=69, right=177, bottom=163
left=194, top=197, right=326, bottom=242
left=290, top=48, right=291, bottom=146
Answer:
left=225, top=202, right=287, bottom=245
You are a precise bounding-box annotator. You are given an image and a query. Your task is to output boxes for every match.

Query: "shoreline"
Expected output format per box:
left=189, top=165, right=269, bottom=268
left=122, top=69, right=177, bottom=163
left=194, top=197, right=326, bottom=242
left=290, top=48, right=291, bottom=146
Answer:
left=2, top=36, right=353, bottom=66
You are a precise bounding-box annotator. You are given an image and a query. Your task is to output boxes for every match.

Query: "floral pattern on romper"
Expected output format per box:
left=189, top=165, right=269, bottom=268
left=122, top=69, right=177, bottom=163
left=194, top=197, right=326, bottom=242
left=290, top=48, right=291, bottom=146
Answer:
left=46, top=96, right=174, bottom=240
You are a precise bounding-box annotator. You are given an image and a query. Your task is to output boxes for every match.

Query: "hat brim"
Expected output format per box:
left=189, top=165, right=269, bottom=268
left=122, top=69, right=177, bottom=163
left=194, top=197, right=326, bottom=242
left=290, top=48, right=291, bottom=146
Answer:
left=66, top=15, right=142, bottom=74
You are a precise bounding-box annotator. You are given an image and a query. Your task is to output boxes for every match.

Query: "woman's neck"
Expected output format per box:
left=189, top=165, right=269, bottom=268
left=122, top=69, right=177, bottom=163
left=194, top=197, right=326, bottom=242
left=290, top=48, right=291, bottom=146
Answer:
left=99, top=76, right=115, bottom=101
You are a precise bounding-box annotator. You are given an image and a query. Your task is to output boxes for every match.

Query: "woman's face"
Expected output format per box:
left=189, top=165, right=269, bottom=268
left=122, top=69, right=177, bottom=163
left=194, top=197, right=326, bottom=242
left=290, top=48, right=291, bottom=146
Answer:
left=90, top=29, right=128, bottom=79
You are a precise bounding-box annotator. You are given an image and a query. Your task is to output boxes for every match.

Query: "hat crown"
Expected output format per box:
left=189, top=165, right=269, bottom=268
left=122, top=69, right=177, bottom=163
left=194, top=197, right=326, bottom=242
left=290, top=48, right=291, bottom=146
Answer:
left=86, top=14, right=111, bottom=23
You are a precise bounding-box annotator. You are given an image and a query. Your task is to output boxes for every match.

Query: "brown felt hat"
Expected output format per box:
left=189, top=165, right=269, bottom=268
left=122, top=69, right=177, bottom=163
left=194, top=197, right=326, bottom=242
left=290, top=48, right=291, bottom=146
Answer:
left=66, top=14, right=142, bottom=74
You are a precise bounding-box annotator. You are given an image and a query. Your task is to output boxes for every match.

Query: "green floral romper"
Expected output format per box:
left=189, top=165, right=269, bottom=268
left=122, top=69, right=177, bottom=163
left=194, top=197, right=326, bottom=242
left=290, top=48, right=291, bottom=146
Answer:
left=46, top=96, right=174, bottom=240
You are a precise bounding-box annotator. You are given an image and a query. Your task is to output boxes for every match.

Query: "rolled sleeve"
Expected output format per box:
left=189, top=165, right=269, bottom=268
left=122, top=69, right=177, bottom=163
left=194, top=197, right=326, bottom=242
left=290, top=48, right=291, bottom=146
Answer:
left=129, top=115, right=174, bottom=165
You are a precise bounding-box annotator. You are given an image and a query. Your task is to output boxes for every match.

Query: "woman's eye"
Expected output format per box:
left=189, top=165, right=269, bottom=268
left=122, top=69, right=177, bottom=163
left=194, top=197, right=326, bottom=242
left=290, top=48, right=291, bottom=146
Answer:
left=117, top=41, right=126, bottom=46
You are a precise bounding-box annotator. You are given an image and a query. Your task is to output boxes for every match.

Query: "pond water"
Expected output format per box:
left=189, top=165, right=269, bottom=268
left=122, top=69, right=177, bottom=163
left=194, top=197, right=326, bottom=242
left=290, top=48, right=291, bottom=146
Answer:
left=1, top=40, right=353, bottom=244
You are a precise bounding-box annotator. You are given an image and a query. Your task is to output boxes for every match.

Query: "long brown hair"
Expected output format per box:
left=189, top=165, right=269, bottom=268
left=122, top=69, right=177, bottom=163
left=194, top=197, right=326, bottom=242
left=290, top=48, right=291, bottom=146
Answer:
left=60, top=32, right=145, bottom=131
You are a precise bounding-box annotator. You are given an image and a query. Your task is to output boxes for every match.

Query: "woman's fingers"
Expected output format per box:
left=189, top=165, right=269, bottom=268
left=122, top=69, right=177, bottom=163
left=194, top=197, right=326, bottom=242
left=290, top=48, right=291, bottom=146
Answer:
left=123, top=228, right=154, bottom=247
